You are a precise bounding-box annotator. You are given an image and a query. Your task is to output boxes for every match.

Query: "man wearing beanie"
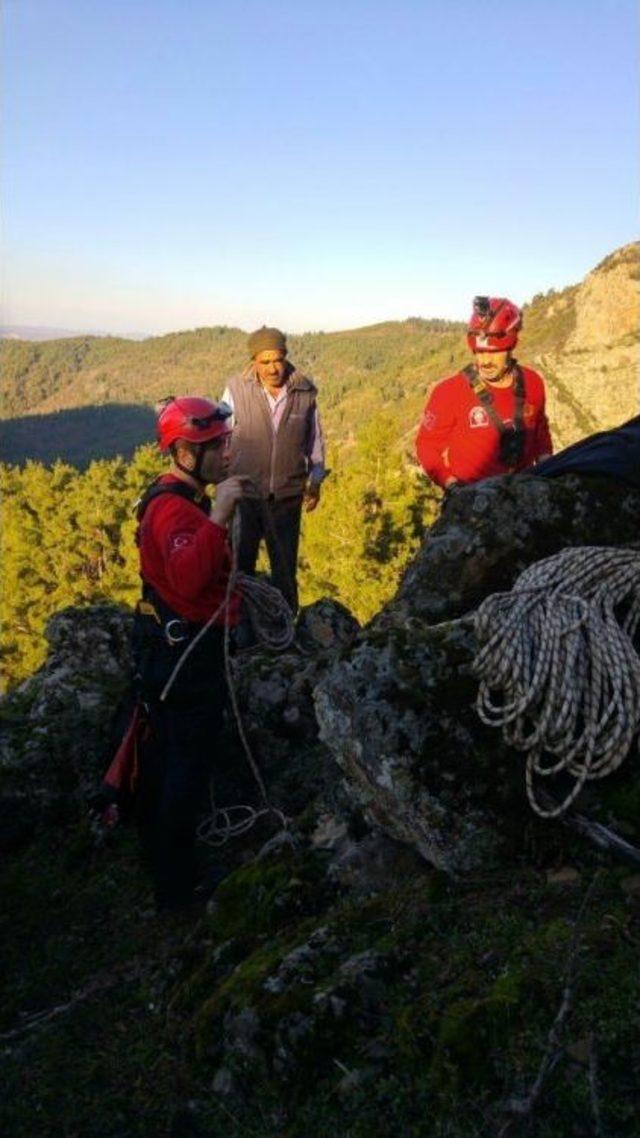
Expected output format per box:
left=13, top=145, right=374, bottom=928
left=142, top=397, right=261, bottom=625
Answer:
left=221, top=326, right=326, bottom=613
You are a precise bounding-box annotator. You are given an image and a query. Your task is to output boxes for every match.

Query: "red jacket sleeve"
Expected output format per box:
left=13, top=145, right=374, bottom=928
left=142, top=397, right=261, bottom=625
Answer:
left=535, top=412, right=553, bottom=459
left=147, top=497, right=230, bottom=600
left=529, top=372, right=553, bottom=460
left=415, top=380, right=456, bottom=487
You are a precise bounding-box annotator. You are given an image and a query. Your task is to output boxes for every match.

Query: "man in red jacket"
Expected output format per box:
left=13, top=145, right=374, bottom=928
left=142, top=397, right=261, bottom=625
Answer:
left=134, top=395, right=250, bottom=912
left=416, top=297, right=552, bottom=488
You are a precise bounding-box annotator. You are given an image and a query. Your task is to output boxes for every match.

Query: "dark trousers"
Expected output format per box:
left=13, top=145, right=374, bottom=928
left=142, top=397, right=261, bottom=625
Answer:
left=133, top=616, right=227, bottom=909
left=236, top=495, right=303, bottom=611
left=138, top=698, right=220, bottom=909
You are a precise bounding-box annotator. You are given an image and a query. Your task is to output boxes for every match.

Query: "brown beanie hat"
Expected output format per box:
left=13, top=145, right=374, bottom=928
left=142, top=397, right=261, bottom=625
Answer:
left=247, top=326, right=287, bottom=358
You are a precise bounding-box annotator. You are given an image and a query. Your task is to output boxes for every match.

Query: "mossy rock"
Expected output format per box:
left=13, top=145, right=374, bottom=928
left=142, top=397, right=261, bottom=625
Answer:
left=168, top=850, right=331, bottom=1028
left=209, top=853, right=329, bottom=942
left=428, top=969, right=523, bottom=1093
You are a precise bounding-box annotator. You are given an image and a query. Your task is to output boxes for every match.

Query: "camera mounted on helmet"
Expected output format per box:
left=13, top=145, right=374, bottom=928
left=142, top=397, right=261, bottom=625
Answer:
left=472, top=296, right=492, bottom=319
left=467, top=296, right=522, bottom=354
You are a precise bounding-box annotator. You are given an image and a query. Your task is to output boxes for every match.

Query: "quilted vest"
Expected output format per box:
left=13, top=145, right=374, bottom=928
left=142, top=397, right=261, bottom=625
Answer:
left=226, top=369, right=318, bottom=499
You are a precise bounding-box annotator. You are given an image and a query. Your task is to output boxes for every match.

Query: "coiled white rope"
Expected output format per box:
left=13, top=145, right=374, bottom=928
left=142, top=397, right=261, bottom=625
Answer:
left=472, top=546, right=640, bottom=818
left=160, top=512, right=295, bottom=845
left=159, top=574, right=294, bottom=704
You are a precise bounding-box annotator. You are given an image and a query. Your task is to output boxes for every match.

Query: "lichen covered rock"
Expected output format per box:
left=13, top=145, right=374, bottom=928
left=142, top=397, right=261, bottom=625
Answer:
left=315, top=618, right=520, bottom=874
left=385, top=472, right=640, bottom=626
left=0, top=604, right=133, bottom=850
left=233, top=598, right=359, bottom=749
left=316, top=473, right=640, bottom=873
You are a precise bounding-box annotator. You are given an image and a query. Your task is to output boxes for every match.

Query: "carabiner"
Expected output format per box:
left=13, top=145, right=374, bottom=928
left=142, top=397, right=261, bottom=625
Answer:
left=165, top=619, right=189, bottom=646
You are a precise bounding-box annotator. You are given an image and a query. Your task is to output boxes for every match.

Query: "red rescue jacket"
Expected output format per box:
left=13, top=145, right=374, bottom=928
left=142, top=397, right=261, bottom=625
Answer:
left=416, top=366, right=553, bottom=488
left=137, top=475, right=240, bottom=625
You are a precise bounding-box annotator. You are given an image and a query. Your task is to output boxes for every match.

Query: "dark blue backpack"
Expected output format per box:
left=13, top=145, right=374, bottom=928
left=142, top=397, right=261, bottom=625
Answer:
left=532, top=415, right=640, bottom=490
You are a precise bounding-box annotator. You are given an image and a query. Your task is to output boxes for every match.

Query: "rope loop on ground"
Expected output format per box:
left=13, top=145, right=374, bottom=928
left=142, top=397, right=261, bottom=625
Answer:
left=472, top=545, right=640, bottom=819
left=197, top=803, right=290, bottom=847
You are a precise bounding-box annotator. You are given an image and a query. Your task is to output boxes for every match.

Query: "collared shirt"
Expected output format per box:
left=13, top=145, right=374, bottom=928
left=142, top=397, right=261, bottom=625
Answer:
left=221, top=377, right=326, bottom=486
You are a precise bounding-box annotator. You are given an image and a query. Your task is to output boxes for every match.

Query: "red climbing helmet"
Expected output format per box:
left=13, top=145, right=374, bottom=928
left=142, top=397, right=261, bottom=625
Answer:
left=156, top=396, right=232, bottom=452
left=467, top=296, right=522, bottom=353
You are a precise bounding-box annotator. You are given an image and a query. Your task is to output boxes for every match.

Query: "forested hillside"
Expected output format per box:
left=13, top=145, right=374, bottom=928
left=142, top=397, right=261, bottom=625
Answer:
left=1, top=242, right=637, bottom=689
left=2, top=242, right=638, bottom=469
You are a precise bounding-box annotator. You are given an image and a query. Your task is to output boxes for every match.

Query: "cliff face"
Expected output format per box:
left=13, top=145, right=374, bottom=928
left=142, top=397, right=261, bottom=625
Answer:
left=521, top=242, right=639, bottom=449
left=569, top=246, right=639, bottom=350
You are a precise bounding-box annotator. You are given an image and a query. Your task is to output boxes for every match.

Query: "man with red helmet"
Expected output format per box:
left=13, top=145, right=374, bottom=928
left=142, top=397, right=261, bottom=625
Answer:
left=132, top=395, right=250, bottom=912
left=416, top=297, right=552, bottom=487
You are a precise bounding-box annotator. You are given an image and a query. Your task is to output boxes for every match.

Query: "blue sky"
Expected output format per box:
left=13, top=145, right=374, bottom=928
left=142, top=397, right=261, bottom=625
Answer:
left=3, top=0, right=638, bottom=335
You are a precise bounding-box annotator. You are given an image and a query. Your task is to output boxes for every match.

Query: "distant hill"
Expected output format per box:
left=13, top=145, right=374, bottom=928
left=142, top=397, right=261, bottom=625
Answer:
left=1, top=242, right=637, bottom=467
left=0, top=325, right=147, bottom=341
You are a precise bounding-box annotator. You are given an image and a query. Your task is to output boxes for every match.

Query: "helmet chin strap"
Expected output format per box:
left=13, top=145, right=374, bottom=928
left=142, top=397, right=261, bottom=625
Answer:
left=192, top=444, right=207, bottom=484
left=173, top=444, right=207, bottom=485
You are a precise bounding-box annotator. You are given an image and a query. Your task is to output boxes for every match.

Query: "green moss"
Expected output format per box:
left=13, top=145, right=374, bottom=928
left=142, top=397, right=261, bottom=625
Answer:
left=167, top=851, right=329, bottom=1024
left=194, top=923, right=331, bottom=1044
left=221, top=848, right=333, bottom=934
left=429, top=969, right=523, bottom=1092
left=191, top=886, right=420, bottom=1074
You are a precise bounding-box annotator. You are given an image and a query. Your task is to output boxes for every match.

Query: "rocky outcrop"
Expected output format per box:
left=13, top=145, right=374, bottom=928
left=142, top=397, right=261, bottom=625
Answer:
left=0, top=605, right=133, bottom=851
left=5, top=469, right=640, bottom=875
left=383, top=471, right=640, bottom=626
left=2, top=472, right=640, bottom=1136
left=235, top=598, right=359, bottom=746
left=4, top=469, right=640, bottom=876
left=315, top=472, right=640, bottom=874
left=567, top=244, right=639, bottom=352
left=0, top=598, right=359, bottom=853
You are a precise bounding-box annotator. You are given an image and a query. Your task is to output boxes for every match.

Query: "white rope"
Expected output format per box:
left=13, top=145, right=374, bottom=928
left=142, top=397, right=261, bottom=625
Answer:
left=158, top=572, right=295, bottom=702
left=472, top=546, right=640, bottom=818
left=160, top=510, right=295, bottom=845
left=197, top=800, right=289, bottom=847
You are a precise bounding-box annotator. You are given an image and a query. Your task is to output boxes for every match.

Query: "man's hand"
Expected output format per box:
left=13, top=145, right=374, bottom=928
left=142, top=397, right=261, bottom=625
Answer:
left=443, top=476, right=458, bottom=489
left=210, top=476, right=253, bottom=527
left=304, top=483, right=321, bottom=512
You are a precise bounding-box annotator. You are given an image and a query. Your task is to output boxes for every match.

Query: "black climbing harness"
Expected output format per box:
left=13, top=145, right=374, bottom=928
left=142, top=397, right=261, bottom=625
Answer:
left=134, top=479, right=214, bottom=648
left=463, top=361, right=526, bottom=469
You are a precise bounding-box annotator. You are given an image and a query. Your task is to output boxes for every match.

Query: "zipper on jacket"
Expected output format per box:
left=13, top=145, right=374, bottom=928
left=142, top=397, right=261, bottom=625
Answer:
left=263, top=384, right=282, bottom=496
left=269, top=431, right=278, bottom=496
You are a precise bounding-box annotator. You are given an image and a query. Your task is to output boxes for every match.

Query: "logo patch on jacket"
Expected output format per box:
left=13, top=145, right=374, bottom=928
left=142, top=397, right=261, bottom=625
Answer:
left=170, top=533, right=193, bottom=551
left=469, top=407, right=490, bottom=428
left=422, top=410, right=437, bottom=430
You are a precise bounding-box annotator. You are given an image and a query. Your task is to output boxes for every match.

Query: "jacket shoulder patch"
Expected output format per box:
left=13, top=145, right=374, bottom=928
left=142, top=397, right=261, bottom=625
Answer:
left=469, top=406, right=490, bottom=428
